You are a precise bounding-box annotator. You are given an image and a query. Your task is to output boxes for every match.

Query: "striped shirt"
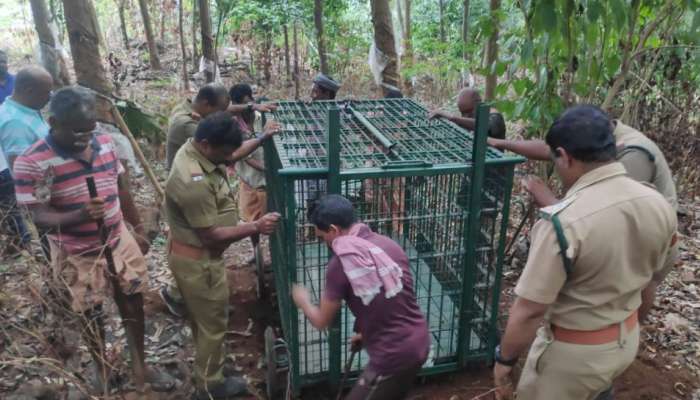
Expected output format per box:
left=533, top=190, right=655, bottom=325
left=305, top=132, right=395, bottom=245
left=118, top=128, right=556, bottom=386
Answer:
left=14, top=132, right=125, bottom=254
left=0, top=98, right=49, bottom=163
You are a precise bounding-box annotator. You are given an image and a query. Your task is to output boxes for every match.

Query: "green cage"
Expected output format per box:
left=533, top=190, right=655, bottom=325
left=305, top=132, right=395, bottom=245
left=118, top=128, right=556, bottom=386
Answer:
left=262, top=98, right=523, bottom=397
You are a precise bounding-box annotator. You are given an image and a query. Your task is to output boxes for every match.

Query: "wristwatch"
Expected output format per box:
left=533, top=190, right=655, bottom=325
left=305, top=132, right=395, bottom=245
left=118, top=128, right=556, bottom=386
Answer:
left=494, top=344, right=518, bottom=367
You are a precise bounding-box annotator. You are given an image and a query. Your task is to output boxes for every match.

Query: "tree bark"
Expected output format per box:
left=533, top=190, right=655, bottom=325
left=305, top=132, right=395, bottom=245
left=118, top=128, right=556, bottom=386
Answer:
left=191, top=0, right=199, bottom=71
left=198, top=0, right=215, bottom=82
left=370, top=0, right=400, bottom=90
left=313, top=0, right=329, bottom=74
left=62, top=0, right=112, bottom=95
left=462, top=0, right=470, bottom=60
left=30, top=0, right=71, bottom=86
left=160, top=0, right=166, bottom=45
left=438, top=0, right=446, bottom=42
left=178, top=0, right=189, bottom=90
left=293, top=21, right=300, bottom=99
left=283, top=23, right=291, bottom=83
left=115, top=0, right=130, bottom=49
left=484, top=0, right=500, bottom=101
left=402, top=0, right=413, bottom=89
left=137, top=0, right=162, bottom=69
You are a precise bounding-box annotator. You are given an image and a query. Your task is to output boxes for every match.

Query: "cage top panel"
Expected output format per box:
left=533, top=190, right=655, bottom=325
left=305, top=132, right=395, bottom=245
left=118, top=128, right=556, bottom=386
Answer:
left=270, top=98, right=521, bottom=172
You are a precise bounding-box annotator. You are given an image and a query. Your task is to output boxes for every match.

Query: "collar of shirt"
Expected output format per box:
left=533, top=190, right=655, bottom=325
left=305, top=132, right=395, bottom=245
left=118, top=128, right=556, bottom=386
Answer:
left=565, top=162, right=627, bottom=198
left=0, top=72, right=13, bottom=86
left=3, top=97, right=41, bottom=116
left=183, top=139, right=227, bottom=175
left=45, top=131, right=102, bottom=167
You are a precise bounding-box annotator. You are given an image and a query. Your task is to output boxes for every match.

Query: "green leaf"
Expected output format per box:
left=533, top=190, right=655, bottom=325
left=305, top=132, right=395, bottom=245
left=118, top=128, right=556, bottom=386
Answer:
left=533, top=0, right=558, bottom=34
left=610, top=0, right=627, bottom=28
left=512, top=78, right=532, bottom=96
left=605, top=54, right=622, bottom=77
left=521, top=39, right=534, bottom=62
left=586, top=0, right=603, bottom=22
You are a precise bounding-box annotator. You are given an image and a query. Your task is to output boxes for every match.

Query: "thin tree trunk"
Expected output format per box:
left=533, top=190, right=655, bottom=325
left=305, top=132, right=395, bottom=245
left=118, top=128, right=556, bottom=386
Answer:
left=293, top=21, right=300, bottom=99
left=62, top=0, right=111, bottom=95
left=191, top=0, right=198, bottom=71
left=402, top=0, right=412, bottom=69
left=115, top=0, right=130, bottom=49
left=137, top=0, right=162, bottom=69
left=283, top=24, right=291, bottom=83
left=462, top=0, right=470, bottom=60
left=313, top=0, right=329, bottom=74
left=396, top=0, right=404, bottom=45
left=484, top=0, right=500, bottom=101
left=601, top=0, right=671, bottom=111
left=438, top=0, right=446, bottom=42
left=370, top=0, right=400, bottom=91
left=178, top=0, right=189, bottom=90
left=160, top=0, right=166, bottom=45
left=30, top=0, right=71, bottom=86
left=198, top=0, right=215, bottom=82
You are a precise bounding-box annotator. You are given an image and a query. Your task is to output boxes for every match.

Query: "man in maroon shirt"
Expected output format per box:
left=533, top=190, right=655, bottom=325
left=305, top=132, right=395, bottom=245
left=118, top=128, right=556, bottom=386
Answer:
left=292, top=194, right=430, bottom=400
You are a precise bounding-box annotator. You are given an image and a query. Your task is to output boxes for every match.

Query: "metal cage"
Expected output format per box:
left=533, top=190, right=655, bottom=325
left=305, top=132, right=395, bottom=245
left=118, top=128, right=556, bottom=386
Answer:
left=263, top=99, right=523, bottom=395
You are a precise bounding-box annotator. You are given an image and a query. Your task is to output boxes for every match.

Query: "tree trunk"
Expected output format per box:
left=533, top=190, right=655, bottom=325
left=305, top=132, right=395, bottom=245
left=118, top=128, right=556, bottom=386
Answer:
left=198, top=0, right=215, bottom=82
left=137, top=0, right=162, bottom=69
left=30, top=0, right=71, bottom=86
left=484, top=0, right=500, bottom=101
left=395, top=0, right=404, bottom=45
left=462, top=0, right=470, bottom=60
left=178, top=0, right=189, bottom=90
left=263, top=31, right=272, bottom=84
left=293, top=21, right=300, bottom=99
left=191, top=0, right=199, bottom=71
left=115, top=0, right=129, bottom=49
left=62, top=0, right=111, bottom=95
left=370, top=0, right=400, bottom=91
left=283, top=24, right=291, bottom=83
left=313, top=0, right=329, bottom=74
left=160, top=0, right=166, bottom=45
left=438, top=0, right=446, bottom=42
left=402, top=0, right=413, bottom=91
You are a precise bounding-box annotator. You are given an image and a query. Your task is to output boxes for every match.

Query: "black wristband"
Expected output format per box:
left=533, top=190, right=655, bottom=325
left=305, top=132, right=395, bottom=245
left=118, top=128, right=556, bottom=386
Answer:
left=494, top=345, right=518, bottom=367
left=247, top=103, right=254, bottom=113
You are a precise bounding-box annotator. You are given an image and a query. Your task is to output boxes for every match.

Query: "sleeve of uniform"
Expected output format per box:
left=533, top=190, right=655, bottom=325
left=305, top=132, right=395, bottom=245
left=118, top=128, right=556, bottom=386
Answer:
left=514, top=219, right=570, bottom=304
left=170, top=178, right=218, bottom=228
left=618, top=149, right=655, bottom=185
left=653, top=211, right=679, bottom=282
left=12, top=155, right=44, bottom=205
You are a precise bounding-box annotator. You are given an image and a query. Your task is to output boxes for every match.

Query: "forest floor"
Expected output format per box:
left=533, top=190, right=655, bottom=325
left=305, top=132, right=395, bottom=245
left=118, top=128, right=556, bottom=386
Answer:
left=0, top=49, right=699, bottom=400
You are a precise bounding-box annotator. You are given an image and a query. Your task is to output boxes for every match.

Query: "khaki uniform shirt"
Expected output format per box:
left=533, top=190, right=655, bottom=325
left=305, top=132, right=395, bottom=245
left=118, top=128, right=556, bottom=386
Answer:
left=614, top=121, right=678, bottom=211
left=164, top=139, right=238, bottom=248
left=235, top=113, right=266, bottom=188
left=166, top=100, right=198, bottom=169
left=515, top=163, right=677, bottom=330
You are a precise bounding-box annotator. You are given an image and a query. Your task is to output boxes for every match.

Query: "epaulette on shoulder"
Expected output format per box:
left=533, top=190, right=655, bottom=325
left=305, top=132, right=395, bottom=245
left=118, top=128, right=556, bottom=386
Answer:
left=539, top=193, right=578, bottom=220
left=538, top=193, right=578, bottom=277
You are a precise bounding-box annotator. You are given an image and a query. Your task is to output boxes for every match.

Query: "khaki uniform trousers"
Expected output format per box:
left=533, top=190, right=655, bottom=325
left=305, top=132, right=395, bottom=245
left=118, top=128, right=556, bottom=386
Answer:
left=516, top=323, right=639, bottom=400
left=168, top=251, right=229, bottom=388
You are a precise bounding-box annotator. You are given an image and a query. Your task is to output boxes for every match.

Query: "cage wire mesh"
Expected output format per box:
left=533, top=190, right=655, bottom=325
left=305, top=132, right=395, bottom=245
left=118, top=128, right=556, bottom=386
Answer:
left=264, top=99, right=522, bottom=392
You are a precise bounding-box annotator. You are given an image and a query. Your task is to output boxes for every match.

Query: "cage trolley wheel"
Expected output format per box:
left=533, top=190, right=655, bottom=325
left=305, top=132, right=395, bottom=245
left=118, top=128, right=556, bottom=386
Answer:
left=265, top=326, right=289, bottom=399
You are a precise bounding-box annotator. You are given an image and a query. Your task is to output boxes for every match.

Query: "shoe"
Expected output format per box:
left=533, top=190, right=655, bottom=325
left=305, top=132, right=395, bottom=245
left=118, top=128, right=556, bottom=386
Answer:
left=159, top=286, right=187, bottom=318
left=192, top=376, right=249, bottom=400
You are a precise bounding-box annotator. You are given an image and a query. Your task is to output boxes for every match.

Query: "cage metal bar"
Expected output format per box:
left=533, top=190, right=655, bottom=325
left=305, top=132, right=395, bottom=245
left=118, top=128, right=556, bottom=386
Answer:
left=458, top=103, right=490, bottom=367
left=325, top=107, right=343, bottom=386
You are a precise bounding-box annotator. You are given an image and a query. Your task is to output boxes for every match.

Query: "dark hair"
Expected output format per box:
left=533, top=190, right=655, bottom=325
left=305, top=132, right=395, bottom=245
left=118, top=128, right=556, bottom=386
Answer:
left=229, top=83, right=253, bottom=104
left=49, top=86, right=96, bottom=123
left=195, top=83, right=228, bottom=107
left=545, top=105, right=616, bottom=163
left=194, top=111, right=243, bottom=148
left=308, top=194, right=357, bottom=231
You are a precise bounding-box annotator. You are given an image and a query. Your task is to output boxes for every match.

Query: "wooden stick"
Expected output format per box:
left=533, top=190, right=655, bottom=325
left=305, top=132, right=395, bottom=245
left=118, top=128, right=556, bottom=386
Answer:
left=110, top=105, right=166, bottom=200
